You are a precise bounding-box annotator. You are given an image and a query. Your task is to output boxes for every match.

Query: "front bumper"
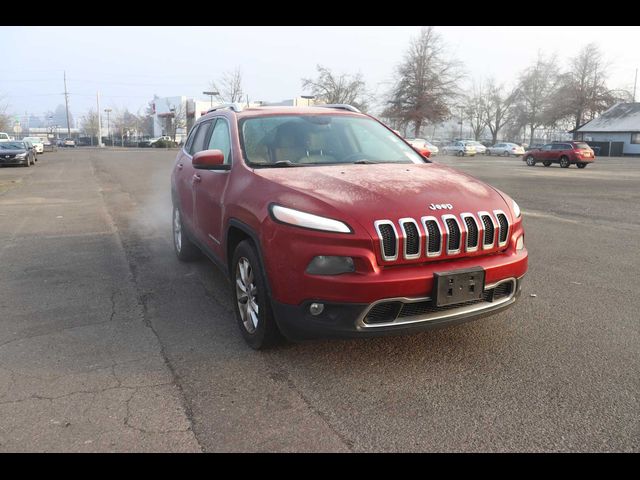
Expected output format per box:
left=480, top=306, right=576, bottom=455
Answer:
left=272, top=276, right=524, bottom=340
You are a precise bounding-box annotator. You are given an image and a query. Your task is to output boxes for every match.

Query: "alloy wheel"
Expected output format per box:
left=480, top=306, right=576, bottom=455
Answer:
left=236, top=257, right=259, bottom=334
left=173, top=208, right=182, bottom=252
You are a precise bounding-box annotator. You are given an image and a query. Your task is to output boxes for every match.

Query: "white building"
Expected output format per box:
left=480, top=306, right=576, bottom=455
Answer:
left=575, top=102, right=640, bottom=156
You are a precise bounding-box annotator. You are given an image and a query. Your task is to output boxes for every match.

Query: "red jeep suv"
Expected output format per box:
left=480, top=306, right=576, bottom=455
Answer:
left=171, top=104, right=528, bottom=349
left=523, top=141, right=595, bottom=168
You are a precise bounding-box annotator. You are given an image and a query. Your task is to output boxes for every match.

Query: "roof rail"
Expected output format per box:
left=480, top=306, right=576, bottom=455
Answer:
left=317, top=104, right=361, bottom=113
left=206, top=103, right=243, bottom=114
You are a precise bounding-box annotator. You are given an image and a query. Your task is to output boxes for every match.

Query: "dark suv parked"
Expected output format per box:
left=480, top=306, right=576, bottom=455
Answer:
left=523, top=141, right=595, bottom=168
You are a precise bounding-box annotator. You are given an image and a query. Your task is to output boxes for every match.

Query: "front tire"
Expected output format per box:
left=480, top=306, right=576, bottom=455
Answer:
left=560, top=156, right=570, bottom=168
left=502, top=150, right=510, bottom=157
left=526, top=155, right=536, bottom=166
left=172, top=205, right=201, bottom=261
left=577, top=162, right=587, bottom=169
left=232, top=240, right=282, bottom=349
left=457, top=150, right=464, bottom=157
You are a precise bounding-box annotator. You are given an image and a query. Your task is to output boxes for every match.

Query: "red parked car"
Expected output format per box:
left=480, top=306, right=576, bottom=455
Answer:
left=171, top=103, right=528, bottom=349
left=523, top=141, right=595, bottom=168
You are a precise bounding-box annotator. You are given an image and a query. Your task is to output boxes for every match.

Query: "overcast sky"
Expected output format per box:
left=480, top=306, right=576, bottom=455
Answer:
left=1, top=26, right=638, bottom=121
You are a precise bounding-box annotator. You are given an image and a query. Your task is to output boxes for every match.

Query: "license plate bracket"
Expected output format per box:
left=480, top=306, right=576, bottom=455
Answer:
left=433, top=268, right=485, bottom=307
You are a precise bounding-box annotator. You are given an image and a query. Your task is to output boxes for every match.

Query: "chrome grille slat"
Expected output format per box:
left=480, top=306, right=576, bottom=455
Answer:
left=374, top=220, right=399, bottom=261
left=421, top=216, right=442, bottom=257
left=399, top=218, right=421, bottom=259
left=375, top=211, right=509, bottom=261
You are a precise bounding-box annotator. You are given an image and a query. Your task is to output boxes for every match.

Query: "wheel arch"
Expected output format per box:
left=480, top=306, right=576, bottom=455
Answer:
left=226, top=219, right=273, bottom=298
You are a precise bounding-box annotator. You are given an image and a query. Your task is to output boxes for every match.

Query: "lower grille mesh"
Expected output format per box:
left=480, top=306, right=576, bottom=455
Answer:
left=363, top=281, right=515, bottom=325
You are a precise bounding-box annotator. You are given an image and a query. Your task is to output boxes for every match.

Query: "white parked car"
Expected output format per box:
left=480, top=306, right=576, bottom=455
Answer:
left=0, top=132, right=14, bottom=142
left=442, top=141, right=476, bottom=157
left=148, top=135, right=172, bottom=146
left=466, top=141, right=487, bottom=154
left=487, top=142, right=525, bottom=157
left=22, top=136, right=45, bottom=153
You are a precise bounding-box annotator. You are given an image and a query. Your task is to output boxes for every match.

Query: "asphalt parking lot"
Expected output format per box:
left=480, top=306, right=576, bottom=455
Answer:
left=0, top=148, right=638, bottom=452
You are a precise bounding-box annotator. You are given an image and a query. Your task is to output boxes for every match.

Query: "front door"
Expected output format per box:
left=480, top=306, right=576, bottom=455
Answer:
left=194, top=118, right=233, bottom=257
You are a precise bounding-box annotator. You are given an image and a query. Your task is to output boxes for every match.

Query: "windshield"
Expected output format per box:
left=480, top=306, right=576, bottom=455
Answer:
left=574, top=142, right=590, bottom=149
left=0, top=142, right=26, bottom=150
left=24, top=137, right=40, bottom=142
left=240, top=114, right=426, bottom=167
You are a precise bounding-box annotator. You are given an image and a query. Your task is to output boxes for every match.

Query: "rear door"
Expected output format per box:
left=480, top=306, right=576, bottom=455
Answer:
left=175, top=119, right=214, bottom=232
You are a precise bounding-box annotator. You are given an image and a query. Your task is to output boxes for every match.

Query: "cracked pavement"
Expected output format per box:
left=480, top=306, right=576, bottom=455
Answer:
left=0, top=152, right=200, bottom=452
left=0, top=149, right=638, bottom=452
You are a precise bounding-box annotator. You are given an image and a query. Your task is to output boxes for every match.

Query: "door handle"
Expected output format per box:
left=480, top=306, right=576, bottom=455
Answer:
left=193, top=174, right=201, bottom=183
left=177, top=163, right=183, bottom=170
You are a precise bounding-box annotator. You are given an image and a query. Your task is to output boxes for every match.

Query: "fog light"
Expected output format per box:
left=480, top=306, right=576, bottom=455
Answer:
left=306, top=256, right=355, bottom=275
left=309, top=303, right=324, bottom=316
left=516, top=235, right=524, bottom=251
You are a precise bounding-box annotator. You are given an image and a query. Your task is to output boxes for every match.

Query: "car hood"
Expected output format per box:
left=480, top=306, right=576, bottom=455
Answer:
left=254, top=162, right=512, bottom=233
left=0, top=149, right=27, bottom=154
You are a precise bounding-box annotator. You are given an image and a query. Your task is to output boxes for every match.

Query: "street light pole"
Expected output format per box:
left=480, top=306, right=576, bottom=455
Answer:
left=203, top=91, right=219, bottom=108
left=104, top=108, right=112, bottom=146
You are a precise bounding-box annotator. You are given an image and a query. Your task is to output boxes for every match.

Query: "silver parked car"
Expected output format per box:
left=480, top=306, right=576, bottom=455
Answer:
left=442, top=141, right=476, bottom=157
left=487, top=142, right=525, bottom=157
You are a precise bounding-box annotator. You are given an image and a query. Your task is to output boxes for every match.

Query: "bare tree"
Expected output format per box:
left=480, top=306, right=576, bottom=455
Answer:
left=166, top=100, right=186, bottom=143
left=301, top=65, right=370, bottom=111
left=384, top=26, right=464, bottom=137
left=483, top=79, right=519, bottom=144
left=515, top=52, right=561, bottom=145
left=548, top=44, right=617, bottom=132
left=464, top=81, right=486, bottom=140
left=81, top=108, right=100, bottom=145
left=0, top=94, right=10, bottom=132
left=210, top=67, right=244, bottom=103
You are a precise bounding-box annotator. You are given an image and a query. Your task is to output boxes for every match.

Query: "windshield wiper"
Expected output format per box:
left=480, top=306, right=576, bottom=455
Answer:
left=255, top=160, right=301, bottom=168
left=352, top=159, right=377, bottom=164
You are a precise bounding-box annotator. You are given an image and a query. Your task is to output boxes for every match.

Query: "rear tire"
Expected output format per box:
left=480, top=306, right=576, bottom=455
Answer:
left=526, top=155, right=536, bottom=166
left=577, top=162, right=587, bottom=169
left=172, top=205, right=201, bottom=262
left=560, top=156, right=570, bottom=168
left=543, top=161, right=551, bottom=167
left=502, top=151, right=510, bottom=157
left=457, top=150, right=464, bottom=157
left=231, top=240, right=283, bottom=350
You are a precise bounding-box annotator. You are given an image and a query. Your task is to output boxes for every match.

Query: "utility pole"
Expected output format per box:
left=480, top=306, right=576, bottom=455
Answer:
left=96, top=92, right=103, bottom=147
left=104, top=108, right=112, bottom=146
left=634, top=68, right=638, bottom=102
left=63, top=71, right=71, bottom=138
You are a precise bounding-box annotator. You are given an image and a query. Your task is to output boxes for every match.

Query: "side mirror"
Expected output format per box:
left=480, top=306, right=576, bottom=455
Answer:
left=193, top=149, right=226, bottom=169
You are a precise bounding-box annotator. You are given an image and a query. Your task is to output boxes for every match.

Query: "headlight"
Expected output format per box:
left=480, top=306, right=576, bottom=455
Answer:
left=270, top=205, right=351, bottom=233
left=512, top=200, right=521, bottom=218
